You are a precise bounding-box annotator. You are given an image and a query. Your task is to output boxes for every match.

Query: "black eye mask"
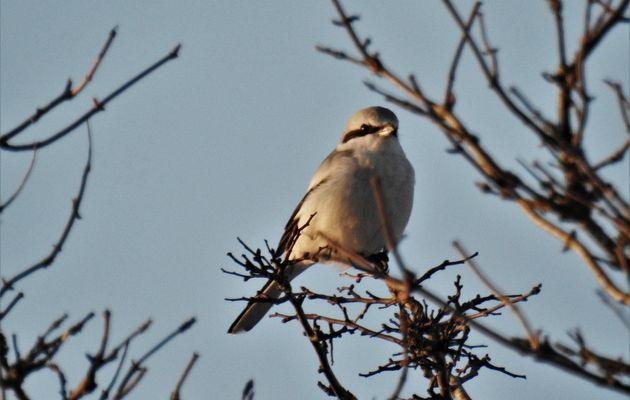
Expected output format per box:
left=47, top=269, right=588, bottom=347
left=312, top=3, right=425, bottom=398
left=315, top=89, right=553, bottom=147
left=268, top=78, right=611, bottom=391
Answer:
left=341, top=124, right=382, bottom=143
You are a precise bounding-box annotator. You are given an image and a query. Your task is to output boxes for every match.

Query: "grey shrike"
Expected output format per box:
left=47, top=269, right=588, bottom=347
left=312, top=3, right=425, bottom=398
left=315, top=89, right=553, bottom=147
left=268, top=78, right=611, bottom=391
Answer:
left=228, top=106, right=414, bottom=334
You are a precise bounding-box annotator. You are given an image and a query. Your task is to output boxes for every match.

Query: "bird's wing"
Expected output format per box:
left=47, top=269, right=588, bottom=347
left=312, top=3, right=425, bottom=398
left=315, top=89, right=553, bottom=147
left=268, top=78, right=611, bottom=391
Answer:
left=276, top=148, right=355, bottom=257
left=276, top=180, right=325, bottom=257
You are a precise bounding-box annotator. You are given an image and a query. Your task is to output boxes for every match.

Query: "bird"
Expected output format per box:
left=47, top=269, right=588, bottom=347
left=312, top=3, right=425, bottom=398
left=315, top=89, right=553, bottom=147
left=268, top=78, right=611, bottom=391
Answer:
left=228, top=106, right=415, bottom=334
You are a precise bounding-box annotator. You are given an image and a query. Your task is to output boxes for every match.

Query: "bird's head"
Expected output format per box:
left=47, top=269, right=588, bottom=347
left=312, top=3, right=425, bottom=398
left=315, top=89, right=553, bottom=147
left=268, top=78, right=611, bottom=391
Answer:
left=340, top=106, right=399, bottom=143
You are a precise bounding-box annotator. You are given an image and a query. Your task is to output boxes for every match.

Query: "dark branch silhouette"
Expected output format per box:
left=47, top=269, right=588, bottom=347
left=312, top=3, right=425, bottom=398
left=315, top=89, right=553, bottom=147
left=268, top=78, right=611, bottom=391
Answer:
left=226, top=1, right=629, bottom=398
left=311, top=0, right=630, bottom=396
left=0, top=30, right=197, bottom=400
left=0, top=30, right=180, bottom=151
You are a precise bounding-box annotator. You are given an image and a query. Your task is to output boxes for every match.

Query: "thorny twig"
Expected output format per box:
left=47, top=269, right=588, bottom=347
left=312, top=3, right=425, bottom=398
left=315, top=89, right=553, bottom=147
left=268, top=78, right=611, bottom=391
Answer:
left=225, top=230, right=539, bottom=399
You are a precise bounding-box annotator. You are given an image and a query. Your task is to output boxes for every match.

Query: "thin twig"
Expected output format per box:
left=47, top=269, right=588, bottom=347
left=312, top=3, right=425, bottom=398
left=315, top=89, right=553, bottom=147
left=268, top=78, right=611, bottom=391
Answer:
left=0, top=122, right=93, bottom=298
left=99, top=342, right=129, bottom=400
left=46, top=362, right=69, bottom=400
left=549, top=1, right=568, bottom=67
left=442, top=0, right=552, bottom=144
left=369, top=176, right=413, bottom=399
left=579, top=0, right=630, bottom=62
left=604, top=79, right=630, bottom=134
left=387, top=303, right=409, bottom=400
left=415, top=253, right=478, bottom=285
left=516, top=200, right=630, bottom=304
left=548, top=0, right=574, bottom=143
left=288, top=293, right=357, bottom=400
left=0, top=292, right=24, bottom=320
left=597, top=290, right=630, bottom=331
left=114, top=317, right=196, bottom=399
left=170, top=353, right=199, bottom=400
left=71, top=27, right=118, bottom=96
left=453, top=240, right=539, bottom=349
left=443, top=2, right=481, bottom=108
left=68, top=310, right=111, bottom=400
left=0, top=146, right=37, bottom=213
left=593, top=139, right=630, bottom=170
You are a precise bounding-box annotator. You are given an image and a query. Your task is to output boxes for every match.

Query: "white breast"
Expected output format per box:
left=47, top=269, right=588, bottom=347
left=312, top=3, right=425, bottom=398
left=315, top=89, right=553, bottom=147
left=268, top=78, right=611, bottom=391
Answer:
left=289, top=134, right=414, bottom=263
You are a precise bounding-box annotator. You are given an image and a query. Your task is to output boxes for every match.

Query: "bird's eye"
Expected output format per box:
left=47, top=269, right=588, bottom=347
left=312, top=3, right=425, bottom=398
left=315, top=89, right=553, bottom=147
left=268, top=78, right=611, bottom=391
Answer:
left=360, top=124, right=369, bottom=131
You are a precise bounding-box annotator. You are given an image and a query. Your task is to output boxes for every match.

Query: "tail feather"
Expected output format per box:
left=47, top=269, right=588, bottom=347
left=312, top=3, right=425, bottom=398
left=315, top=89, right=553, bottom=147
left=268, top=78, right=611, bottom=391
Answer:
left=227, top=261, right=312, bottom=334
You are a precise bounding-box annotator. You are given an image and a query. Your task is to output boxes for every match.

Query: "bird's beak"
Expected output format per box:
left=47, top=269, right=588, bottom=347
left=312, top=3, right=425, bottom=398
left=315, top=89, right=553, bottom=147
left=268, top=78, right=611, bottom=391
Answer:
left=378, top=124, right=397, bottom=137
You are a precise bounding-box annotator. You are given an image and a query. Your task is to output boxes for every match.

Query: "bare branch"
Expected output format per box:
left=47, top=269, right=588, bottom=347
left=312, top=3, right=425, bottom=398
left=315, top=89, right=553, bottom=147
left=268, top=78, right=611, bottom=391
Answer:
left=114, top=317, right=196, bottom=399
left=0, top=44, right=181, bottom=151
left=415, top=253, right=478, bottom=285
left=516, top=200, right=630, bottom=304
left=442, top=0, right=555, bottom=145
left=414, top=283, right=630, bottom=394
left=579, top=0, right=630, bottom=62
left=1, top=312, right=95, bottom=397
left=0, top=28, right=117, bottom=142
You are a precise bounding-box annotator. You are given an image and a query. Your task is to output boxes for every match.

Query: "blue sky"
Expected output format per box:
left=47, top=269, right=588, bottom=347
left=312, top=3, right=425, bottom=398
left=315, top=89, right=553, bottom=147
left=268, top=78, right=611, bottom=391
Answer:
left=1, top=1, right=628, bottom=399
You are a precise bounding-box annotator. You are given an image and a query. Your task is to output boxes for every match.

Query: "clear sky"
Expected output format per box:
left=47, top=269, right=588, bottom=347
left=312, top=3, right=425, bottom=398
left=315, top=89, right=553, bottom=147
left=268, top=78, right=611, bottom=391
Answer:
left=1, top=1, right=628, bottom=399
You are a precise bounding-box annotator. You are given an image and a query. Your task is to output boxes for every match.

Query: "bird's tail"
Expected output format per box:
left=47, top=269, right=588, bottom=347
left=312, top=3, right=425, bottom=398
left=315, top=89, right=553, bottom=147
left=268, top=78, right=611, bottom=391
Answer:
left=227, top=260, right=313, bottom=334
